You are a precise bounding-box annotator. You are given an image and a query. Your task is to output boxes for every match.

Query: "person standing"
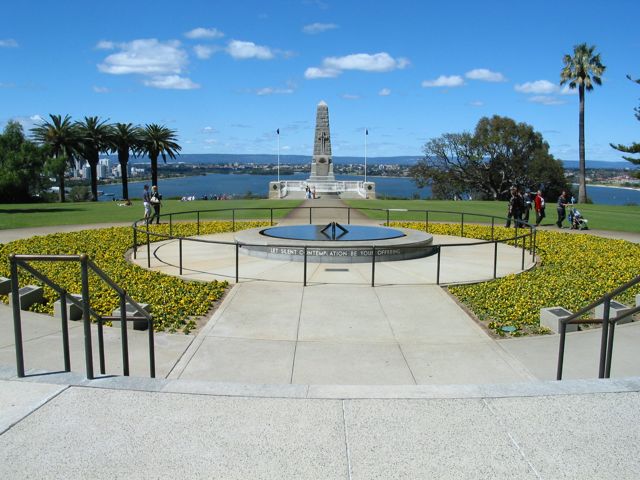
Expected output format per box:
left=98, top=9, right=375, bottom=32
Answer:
left=522, top=190, right=532, bottom=224
left=505, top=186, right=520, bottom=227
left=149, top=185, right=162, bottom=224
left=556, top=190, right=569, bottom=228
left=534, top=190, right=546, bottom=226
left=142, top=184, right=151, bottom=223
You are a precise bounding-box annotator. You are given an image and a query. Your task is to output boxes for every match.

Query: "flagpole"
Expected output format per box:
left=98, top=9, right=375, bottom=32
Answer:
left=277, top=128, right=280, bottom=183
left=364, top=128, right=368, bottom=183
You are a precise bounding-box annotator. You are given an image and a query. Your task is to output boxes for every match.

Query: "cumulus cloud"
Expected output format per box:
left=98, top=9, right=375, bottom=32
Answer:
left=560, top=84, right=578, bottom=95
left=194, top=44, right=220, bottom=59
left=255, top=87, right=294, bottom=95
left=93, top=86, right=110, bottom=93
left=95, top=40, right=115, bottom=50
left=0, top=39, right=18, bottom=48
left=302, top=22, right=338, bottom=34
left=98, top=39, right=188, bottom=75
left=514, top=79, right=557, bottom=94
left=201, top=126, right=217, bottom=134
left=465, top=68, right=506, bottom=82
left=227, top=40, right=274, bottom=60
left=184, top=27, right=224, bottom=39
left=142, top=75, right=200, bottom=90
left=305, top=52, right=408, bottom=79
left=421, top=75, right=465, bottom=88
left=378, top=88, right=391, bottom=96
left=528, top=95, right=565, bottom=105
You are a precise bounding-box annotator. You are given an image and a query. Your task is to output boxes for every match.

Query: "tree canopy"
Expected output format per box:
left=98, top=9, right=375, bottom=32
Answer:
left=610, top=75, right=640, bottom=177
left=410, top=115, right=569, bottom=201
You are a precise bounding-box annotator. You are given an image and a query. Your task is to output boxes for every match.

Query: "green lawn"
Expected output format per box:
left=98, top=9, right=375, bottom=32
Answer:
left=343, top=199, right=640, bottom=233
left=0, top=199, right=303, bottom=230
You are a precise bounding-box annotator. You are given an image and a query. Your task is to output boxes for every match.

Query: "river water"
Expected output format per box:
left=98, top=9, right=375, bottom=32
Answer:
left=98, top=173, right=640, bottom=206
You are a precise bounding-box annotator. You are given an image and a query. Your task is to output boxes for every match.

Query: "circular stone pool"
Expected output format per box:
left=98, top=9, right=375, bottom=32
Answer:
left=234, top=223, right=435, bottom=263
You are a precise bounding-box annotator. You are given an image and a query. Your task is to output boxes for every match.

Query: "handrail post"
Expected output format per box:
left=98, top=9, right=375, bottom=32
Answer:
left=532, top=229, right=537, bottom=260
left=460, top=213, right=464, bottom=237
left=133, top=227, right=137, bottom=259
left=491, top=217, right=495, bottom=241
left=425, top=211, right=429, bottom=232
left=309, top=208, right=312, bottom=225
left=303, top=247, right=308, bottom=286
left=436, top=246, right=441, bottom=285
left=557, top=321, right=567, bottom=380
left=605, top=320, right=616, bottom=378
left=197, top=211, right=200, bottom=235
left=232, top=209, right=236, bottom=232
left=60, top=290, right=71, bottom=372
left=521, top=236, right=526, bottom=270
left=10, top=255, right=25, bottom=378
left=235, top=243, right=240, bottom=283
left=386, top=210, right=390, bottom=226
left=80, top=255, right=94, bottom=380
left=179, top=238, right=183, bottom=275
left=348, top=208, right=351, bottom=224
left=169, top=214, right=173, bottom=237
left=119, top=293, right=129, bottom=376
left=493, top=241, right=498, bottom=279
left=371, top=246, right=376, bottom=287
left=515, top=223, right=519, bottom=248
left=270, top=208, right=274, bottom=226
left=97, top=316, right=105, bottom=375
left=148, top=317, right=155, bottom=378
left=146, top=226, right=151, bottom=269
left=598, top=298, right=611, bottom=378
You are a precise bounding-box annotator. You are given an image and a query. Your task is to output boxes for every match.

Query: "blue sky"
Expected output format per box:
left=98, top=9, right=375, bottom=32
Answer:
left=1, top=0, right=639, bottom=161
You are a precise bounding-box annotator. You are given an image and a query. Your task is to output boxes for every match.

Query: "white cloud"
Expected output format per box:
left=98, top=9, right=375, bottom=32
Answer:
left=142, top=75, right=200, bottom=90
left=421, top=75, right=465, bottom=88
left=184, top=27, right=224, bottom=39
left=0, top=39, right=18, bottom=48
left=342, top=94, right=360, bottom=100
left=98, top=39, right=188, bottom=75
left=93, top=86, right=110, bottom=93
left=304, top=67, right=340, bottom=79
left=528, top=95, right=565, bottom=105
left=95, top=40, right=115, bottom=50
left=465, top=68, right=506, bottom=82
left=302, top=22, right=338, bottom=34
left=560, top=84, right=578, bottom=95
left=378, top=88, right=391, bottom=96
left=227, top=40, right=274, bottom=60
left=194, top=44, right=220, bottom=59
left=201, top=126, right=216, bottom=134
left=204, top=138, right=217, bottom=144
left=305, top=52, right=408, bottom=79
left=469, top=100, right=484, bottom=107
left=29, top=114, right=43, bottom=122
left=514, top=79, right=557, bottom=94
left=256, top=87, right=294, bottom=95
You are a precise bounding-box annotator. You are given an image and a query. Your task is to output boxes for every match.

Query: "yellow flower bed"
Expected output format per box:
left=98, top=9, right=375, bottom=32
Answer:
left=0, top=221, right=268, bottom=333
left=392, top=222, right=640, bottom=335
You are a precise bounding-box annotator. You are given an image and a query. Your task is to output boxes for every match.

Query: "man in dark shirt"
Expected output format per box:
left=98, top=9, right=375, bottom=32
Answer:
left=505, top=186, right=520, bottom=227
left=556, top=190, right=569, bottom=228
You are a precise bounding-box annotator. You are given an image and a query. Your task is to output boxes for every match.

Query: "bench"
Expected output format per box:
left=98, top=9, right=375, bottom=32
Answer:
left=540, top=307, right=578, bottom=334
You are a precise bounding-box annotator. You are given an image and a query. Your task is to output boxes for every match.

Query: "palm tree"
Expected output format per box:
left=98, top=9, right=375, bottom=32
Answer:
left=75, top=116, right=112, bottom=201
left=109, top=123, right=142, bottom=200
left=31, top=114, right=79, bottom=202
left=560, top=43, right=606, bottom=203
left=140, top=124, right=181, bottom=187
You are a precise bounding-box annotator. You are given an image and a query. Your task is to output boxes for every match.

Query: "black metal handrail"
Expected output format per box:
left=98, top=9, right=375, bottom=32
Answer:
left=557, top=274, right=640, bottom=380
left=131, top=206, right=537, bottom=287
left=9, top=253, right=155, bottom=380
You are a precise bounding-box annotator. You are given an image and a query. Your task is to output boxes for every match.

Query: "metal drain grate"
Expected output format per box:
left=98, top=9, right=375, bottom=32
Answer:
left=325, top=268, right=349, bottom=272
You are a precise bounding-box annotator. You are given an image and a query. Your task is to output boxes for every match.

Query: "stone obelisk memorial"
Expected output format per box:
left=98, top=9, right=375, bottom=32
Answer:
left=269, top=101, right=375, bottom=199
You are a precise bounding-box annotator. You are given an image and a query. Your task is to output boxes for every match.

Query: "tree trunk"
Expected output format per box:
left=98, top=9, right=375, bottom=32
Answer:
left=90, top=159, right=99, bottom=201
left=578, top=84, right=587, bottom=203
left=119, top=149, right=130, bottom=200
left=150, top=154, right=158, bottom=187
left=58, top=174, right=65, bottom=203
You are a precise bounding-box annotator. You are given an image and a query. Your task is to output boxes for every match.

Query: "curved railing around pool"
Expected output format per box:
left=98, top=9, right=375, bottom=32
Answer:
left=131, top=206, right=538, bottom=287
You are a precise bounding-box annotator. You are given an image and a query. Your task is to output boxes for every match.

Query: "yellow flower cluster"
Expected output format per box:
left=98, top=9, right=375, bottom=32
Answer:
left=392, top=222, right=640, bottom=336
left=0, top=221, right=268, bottom=333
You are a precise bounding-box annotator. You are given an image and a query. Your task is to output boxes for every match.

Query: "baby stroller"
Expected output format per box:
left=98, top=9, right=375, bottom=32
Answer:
left=569, top=207, right=589, bottom=230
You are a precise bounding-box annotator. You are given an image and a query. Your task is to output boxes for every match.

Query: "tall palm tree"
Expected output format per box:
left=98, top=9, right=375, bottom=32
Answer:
left=75, top=116, right=112, bottom=201
left=140, top=124, right=181, bottom=187
left=31, top=114, right=79, bottom=202
left=109, top=123, right=142, bottom=200
left=560, top=43, right=606, bottom=203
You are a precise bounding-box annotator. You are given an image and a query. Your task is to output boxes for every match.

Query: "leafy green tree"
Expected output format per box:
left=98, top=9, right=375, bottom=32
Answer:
left=140, top=124, right=181, bottom=187
left=75, top=116, right=112, bottom=201
left=31, top=114, right=79, bottom=202
left=109, top=123, right=142, bottom=200
left=560, top=43, right=606, bottom=203
left=0, top=121, right=49, bottom=202
left=610, top=75, right=640, bottom=178
left=410, top=116, right=568, bottom=200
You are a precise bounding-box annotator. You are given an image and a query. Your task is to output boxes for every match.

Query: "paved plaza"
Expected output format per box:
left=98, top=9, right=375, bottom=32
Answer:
left=1, top=198, right=639, bottom=478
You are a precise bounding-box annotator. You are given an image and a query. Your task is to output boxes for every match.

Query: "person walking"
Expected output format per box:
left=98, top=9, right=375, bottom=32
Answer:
left=142, top=184, right=151, bottom=223
left=522, top=190, right=532, bottom=224
left=149, top=185, right=162, bottom=224
left=534, top=190, right=546, bottom=226
left=505, top=186, right=520, bottom=228
left=556, top=190, right=569, bottom=228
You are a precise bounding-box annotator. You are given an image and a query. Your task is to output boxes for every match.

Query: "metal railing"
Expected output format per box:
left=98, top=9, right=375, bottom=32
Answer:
left=557, top=274, right=640, bottom=380
left=9, top=254, right=155, bottom=380
left=132, top=206, right=537, bottom=287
